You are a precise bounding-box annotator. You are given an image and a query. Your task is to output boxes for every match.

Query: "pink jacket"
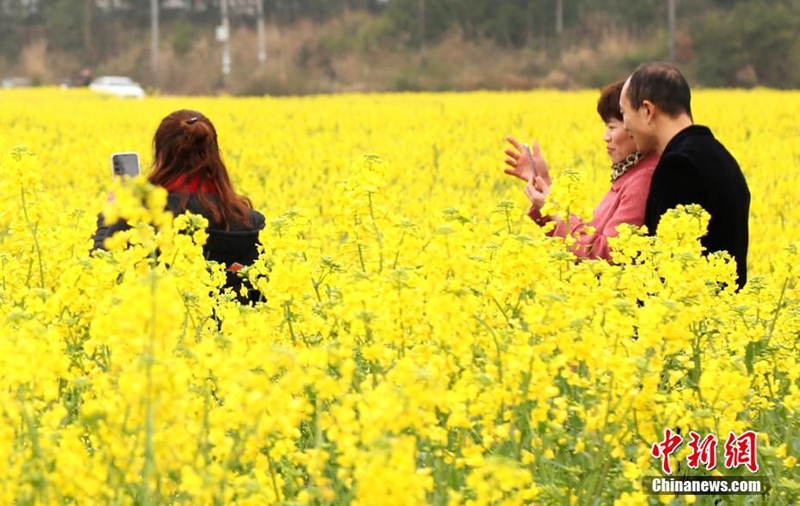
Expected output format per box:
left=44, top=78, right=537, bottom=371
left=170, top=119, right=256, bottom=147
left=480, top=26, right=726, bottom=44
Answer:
left=529, top=152, right=659, bottom=261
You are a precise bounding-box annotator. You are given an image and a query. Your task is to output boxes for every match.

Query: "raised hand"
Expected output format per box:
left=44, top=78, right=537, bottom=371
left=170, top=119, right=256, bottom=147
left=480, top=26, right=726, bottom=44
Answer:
left=527, top=139, right=551, bottom=186
left=504, top=135, right=535, bottom=182
left=504, top=136, right=552, bottom=186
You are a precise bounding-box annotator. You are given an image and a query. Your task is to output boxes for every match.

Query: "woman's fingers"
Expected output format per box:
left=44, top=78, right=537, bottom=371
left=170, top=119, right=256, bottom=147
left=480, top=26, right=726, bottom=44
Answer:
left=525, top=178, right=538, bottom=199
left=535, top=176, right=549, bottom=193
left=531, top=140, right=543, bottom=157
left=506, top=135, right=523, bottom=151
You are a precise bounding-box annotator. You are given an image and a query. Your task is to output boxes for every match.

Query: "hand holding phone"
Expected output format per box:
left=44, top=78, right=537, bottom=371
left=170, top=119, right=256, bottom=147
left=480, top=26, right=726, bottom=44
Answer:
left=111, top=152, right=141, bottom=178
left=523, top=143, right=537, bottom=175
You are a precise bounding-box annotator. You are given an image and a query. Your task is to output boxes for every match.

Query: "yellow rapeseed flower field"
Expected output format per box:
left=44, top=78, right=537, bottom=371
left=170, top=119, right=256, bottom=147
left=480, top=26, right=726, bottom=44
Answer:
left=1, top=87, right=799, bottom=504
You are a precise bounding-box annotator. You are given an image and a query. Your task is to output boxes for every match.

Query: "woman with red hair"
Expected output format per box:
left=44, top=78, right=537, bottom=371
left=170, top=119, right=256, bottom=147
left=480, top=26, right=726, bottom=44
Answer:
left=93, top=109, right=266, bottom=303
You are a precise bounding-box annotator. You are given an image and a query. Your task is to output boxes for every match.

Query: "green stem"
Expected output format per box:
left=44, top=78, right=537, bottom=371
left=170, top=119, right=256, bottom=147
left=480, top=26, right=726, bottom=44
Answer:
left=474, top=316, right=504, bottom=387
left=20, top=187, right=45, bottom=289
left=766, top=276, right=789, bottom=343
left=356, top=242, right=366, bottom=273
left=263, top=443, right=282, bottom=502
left=490, top=295, right=512, bottom=328
left=140, top=271, right=158, bottom=504
left=691, top=332, right=705, bottom=405
left=311, top=279, right=322, bottom=302
left=392, top=230, right=407, bottom=270
left=284, top=300, right=297, bottom=345
left=17, top=385, right=50, bottom=503
left=367, top=193, right=384, bottom=273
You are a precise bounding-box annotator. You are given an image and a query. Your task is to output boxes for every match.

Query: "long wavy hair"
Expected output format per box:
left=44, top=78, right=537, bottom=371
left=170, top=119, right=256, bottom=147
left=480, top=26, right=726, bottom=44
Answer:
left=149, top=109, right=252, bottom=229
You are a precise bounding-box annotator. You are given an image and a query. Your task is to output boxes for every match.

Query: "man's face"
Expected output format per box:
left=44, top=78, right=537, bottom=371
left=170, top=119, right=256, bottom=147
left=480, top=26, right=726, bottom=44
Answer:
left=619, top=78, right=656, bottom=153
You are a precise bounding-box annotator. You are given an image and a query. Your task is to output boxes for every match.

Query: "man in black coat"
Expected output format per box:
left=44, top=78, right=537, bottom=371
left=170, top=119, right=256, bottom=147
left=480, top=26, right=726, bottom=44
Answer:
left=620, top=62, right=750, bottom=289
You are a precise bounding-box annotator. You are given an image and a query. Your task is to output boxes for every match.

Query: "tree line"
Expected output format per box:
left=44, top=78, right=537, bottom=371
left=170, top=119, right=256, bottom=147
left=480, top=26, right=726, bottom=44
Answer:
left=1, top=0, right=798, bottom=90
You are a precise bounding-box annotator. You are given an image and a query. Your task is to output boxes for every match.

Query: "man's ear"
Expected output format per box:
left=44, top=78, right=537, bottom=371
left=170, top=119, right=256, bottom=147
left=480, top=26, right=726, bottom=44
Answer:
left=641, top=100, right=657, bottom=123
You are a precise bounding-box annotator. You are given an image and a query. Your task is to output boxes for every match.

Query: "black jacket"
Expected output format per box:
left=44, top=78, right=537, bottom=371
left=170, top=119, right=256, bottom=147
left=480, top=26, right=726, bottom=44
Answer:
left=92, top=193, right=267, bottom=303
left=645, top=125, right=750, bottom=288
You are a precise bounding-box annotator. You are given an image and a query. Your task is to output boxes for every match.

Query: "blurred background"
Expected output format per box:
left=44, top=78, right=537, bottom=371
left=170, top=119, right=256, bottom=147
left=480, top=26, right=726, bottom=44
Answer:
left=1, top=0, right=798, bottom=95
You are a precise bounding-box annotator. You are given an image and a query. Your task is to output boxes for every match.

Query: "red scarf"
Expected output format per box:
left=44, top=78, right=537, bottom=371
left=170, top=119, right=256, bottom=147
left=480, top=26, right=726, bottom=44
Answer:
left=164, top=174, right=218, bottom=194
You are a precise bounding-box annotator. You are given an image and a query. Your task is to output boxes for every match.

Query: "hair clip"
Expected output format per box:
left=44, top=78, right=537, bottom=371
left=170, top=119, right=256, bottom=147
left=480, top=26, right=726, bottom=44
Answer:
left=187, top=116, right=199, bottom=124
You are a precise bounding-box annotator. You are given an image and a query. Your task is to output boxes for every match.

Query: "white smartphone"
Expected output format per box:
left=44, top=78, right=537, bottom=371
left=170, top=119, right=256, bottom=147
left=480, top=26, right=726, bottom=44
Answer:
left=523, top=144, right=538, bottom=178
left=111, top=152, right=141, bottom=178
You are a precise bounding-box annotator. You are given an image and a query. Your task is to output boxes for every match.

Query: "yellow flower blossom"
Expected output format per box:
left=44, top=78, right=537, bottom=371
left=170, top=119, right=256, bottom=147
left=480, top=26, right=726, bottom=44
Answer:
left=0, top=88, right=799, bottom=503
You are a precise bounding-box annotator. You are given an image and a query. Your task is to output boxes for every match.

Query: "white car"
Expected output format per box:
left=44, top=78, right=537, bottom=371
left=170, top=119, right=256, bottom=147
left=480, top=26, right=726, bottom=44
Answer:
left=89, top=76, right=146, bottom=99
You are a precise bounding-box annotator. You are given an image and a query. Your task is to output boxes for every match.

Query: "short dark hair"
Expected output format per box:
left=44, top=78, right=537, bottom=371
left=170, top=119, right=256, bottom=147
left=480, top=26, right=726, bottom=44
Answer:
left=626, top=62, right=692, bottom=119
left=596, top=79, right=625, bottom=122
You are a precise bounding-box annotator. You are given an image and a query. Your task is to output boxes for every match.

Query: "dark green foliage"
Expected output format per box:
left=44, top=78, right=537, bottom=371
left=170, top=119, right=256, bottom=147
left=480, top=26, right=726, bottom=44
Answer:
left=691, top=0, right=800, bottom=88
left=42, top=0, right=86, bottom=52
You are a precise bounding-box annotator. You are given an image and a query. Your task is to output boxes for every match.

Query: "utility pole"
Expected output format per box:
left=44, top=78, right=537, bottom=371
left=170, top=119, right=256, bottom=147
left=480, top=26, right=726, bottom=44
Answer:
left=555, top=0, right=563, bottom=36
left=256, top=0, right=267, bottom=66
left=84, top=0, right=94, bottom=65
left=151, top=0, right=159, bottom=87
left=668, top=0, right=676, bottom=61
left=419, top=0, right=426, bottom=57
left=218, top=0, right=231, bottom=85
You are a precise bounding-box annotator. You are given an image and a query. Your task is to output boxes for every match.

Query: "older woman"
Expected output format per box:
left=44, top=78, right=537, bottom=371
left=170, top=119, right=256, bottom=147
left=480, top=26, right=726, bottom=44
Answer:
left=504, top=80, right=659, bottom=261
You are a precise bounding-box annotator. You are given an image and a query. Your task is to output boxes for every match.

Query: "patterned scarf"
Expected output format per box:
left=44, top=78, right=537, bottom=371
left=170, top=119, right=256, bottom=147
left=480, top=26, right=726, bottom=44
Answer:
left=611, top=151, right=644, bottom=182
